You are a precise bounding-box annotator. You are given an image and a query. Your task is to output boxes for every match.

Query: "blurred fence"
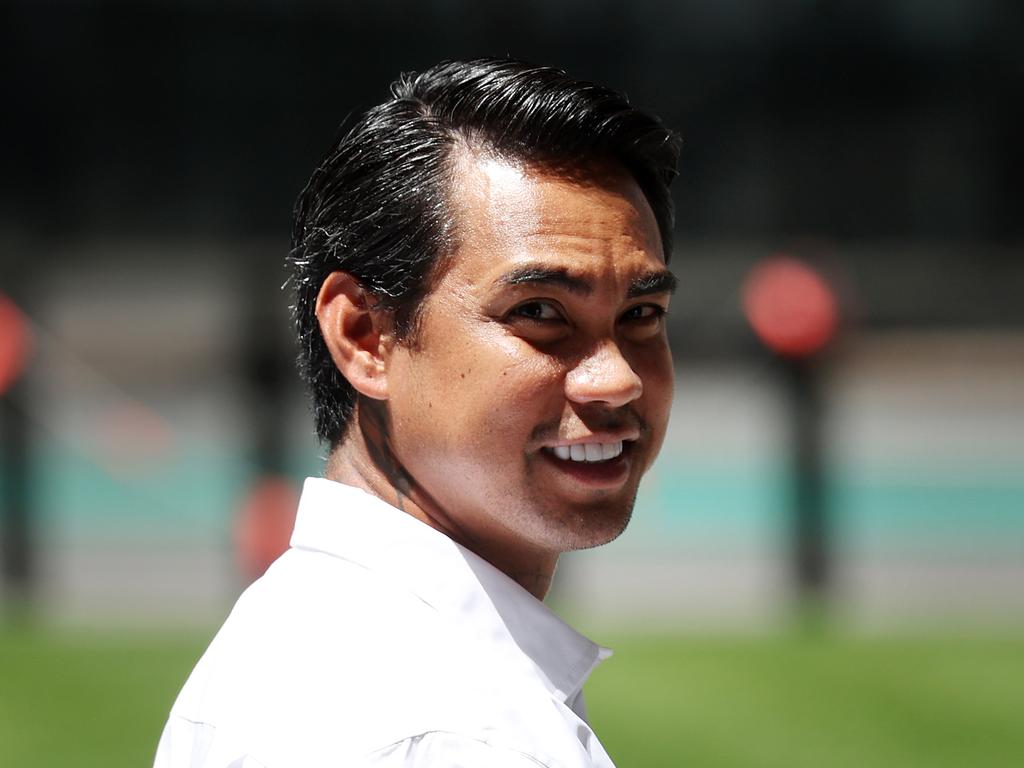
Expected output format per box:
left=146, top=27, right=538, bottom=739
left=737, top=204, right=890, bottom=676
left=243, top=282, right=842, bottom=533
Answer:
left=2, top=244, right=1021, bottom=631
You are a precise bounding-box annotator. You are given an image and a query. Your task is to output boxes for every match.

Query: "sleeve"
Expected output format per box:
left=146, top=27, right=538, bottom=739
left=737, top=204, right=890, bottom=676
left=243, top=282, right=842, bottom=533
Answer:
left=364, top=731, right=558, bottom=768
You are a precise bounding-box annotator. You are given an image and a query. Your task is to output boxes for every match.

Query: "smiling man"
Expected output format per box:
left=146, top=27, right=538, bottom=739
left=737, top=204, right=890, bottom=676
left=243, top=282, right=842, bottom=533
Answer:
left=156, top=58, right=680, bottom=768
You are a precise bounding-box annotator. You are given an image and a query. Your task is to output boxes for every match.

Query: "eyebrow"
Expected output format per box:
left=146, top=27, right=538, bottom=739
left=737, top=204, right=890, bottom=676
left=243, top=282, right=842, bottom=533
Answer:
left=497, top=266, right=592, bottom=296
left=496, top=266, right=678, bottom=299
left=627, top=270, right=678, bottom=298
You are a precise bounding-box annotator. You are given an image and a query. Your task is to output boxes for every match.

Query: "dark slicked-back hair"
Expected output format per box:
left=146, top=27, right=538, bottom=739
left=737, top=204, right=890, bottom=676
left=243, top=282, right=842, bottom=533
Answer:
left=289, top=57, right=681, bottom=447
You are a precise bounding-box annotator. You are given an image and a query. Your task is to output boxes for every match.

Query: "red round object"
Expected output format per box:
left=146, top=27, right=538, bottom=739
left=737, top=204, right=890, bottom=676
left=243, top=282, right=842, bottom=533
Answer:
left=0, top=295, right=32, bottom=395
left=234, top=476, right=300, bottom=582
left=742, top=256, right=839, bottom=358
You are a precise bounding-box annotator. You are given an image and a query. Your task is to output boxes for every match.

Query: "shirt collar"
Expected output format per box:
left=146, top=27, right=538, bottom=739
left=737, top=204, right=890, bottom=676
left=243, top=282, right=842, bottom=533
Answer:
left=289, top=477, right=611, bottom=704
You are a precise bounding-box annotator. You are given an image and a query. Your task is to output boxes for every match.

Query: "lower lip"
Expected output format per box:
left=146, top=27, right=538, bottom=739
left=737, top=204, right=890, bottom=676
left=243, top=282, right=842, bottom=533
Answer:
left=539, top=447, right=632, bottom=490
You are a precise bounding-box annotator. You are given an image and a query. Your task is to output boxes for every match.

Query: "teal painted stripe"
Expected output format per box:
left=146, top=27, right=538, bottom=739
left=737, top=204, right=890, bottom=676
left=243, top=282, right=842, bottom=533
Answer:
left=633, top=460, right=1024, bottom=543
left=7, top=447, right=1024, bottom=546
left=834, top=479, right=1024, bottom=531
left=636, top=463, right=788, bottom=533
left=35, top=443, right=249, bottom=537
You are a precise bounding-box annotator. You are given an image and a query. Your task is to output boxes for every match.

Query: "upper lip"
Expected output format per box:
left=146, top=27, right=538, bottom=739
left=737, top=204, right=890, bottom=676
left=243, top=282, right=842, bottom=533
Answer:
left=542, top=430, right=640, bottom=448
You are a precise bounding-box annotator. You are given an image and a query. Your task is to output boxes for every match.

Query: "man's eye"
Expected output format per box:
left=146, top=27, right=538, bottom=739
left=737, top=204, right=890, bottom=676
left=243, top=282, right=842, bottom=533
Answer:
left=511, top=301, right=563, bottom=322
left=622, top=304, right=666, bottom=322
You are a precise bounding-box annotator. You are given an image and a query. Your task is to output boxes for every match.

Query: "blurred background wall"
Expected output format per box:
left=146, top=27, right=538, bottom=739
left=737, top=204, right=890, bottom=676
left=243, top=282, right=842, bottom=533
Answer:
left=2, top=0, right=1022, bottom=632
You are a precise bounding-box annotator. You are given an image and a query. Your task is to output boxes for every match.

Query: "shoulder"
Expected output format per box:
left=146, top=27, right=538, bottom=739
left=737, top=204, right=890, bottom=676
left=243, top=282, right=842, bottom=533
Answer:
left=164, top=549, right=440, bottom=757
left=159, top=548, right=599, bottom=766
left=162, top=550, right=534, bottom=760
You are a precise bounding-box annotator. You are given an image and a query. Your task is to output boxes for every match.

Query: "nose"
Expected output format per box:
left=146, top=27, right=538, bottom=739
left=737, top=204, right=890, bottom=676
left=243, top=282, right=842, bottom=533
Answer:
left=565, top=342, right=643, bottom=408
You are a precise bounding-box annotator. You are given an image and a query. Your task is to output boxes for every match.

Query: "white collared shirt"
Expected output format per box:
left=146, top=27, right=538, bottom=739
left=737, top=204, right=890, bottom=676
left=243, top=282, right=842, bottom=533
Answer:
left=155, top=478, right=615, bottom=767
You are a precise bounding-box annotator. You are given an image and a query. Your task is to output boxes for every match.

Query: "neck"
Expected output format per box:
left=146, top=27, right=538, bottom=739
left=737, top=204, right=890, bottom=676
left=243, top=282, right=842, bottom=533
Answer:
left=325, top=399, right=559, bottom=600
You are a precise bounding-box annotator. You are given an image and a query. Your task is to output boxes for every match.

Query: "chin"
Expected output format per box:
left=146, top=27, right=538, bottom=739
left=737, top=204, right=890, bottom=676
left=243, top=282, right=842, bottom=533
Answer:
left=546, top=495, right=635, bottom=553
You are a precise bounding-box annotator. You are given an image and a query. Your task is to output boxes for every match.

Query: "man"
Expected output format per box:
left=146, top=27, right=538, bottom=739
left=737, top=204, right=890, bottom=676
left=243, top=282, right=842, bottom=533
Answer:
left=156, top=57, right=680, bottom=767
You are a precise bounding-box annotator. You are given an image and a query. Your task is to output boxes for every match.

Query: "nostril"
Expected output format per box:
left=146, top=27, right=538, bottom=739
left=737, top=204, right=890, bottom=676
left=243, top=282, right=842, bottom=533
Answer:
left=565, top=345, right=643, bottom=406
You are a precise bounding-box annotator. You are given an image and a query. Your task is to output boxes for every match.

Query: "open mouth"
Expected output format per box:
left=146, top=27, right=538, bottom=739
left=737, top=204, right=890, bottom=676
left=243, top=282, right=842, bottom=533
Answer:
left=539, top=439, right=633, bottom=490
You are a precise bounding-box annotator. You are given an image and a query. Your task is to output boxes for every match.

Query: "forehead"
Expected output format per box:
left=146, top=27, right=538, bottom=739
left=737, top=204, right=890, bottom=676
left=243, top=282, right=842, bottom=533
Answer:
left=443, top=151, right=665, bottom=289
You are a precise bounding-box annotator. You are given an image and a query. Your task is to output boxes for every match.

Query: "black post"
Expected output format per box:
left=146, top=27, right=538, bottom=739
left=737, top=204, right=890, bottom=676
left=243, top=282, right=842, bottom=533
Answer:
left=243, top=271, right=290, bottom=478
left=0, top=277, right=34, bottom=621
left=783, top=357, right=829, bottom=611
left=1, top=249, right=37, bottom=620
left=1, top=382, right=32, bottom=600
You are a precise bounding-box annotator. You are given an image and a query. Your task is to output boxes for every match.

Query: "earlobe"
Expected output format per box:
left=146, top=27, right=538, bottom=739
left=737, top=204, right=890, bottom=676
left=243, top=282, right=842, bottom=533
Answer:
left=315, top=271, right=390, bottom=400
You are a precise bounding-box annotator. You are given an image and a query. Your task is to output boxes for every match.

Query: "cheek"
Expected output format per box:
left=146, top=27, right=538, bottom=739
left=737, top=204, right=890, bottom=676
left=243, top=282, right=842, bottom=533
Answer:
left=457, top=340, right=563, bottom=440
left=486, top=336, right=563, bottom=395
left=396, top=332, right=562, bottom=451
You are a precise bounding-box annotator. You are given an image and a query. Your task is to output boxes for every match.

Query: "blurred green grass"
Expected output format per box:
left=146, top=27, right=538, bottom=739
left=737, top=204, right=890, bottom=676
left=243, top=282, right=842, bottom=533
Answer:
left=589, top=633, right=1024, bottom=768
left=1, top=627, right=1021, bottom=767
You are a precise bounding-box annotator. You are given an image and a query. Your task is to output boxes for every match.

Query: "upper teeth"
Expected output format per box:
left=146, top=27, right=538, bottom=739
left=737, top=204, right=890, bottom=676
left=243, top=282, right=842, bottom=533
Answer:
left=551, top=442, right=623, bottom=462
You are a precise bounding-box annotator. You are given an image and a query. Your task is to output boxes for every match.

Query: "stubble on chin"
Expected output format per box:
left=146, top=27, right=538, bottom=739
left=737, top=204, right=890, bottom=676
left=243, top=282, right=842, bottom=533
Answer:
left=509, top=480, right=638, bottom=555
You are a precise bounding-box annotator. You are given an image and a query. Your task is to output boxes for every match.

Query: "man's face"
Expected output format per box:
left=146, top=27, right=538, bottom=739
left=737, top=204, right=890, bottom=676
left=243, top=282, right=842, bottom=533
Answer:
left=382, top=152, right=674, bottom=570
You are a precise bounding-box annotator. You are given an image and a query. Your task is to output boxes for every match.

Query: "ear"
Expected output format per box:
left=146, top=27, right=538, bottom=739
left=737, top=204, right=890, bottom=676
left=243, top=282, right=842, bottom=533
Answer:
left=315, top=271, right=392, bottom=401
